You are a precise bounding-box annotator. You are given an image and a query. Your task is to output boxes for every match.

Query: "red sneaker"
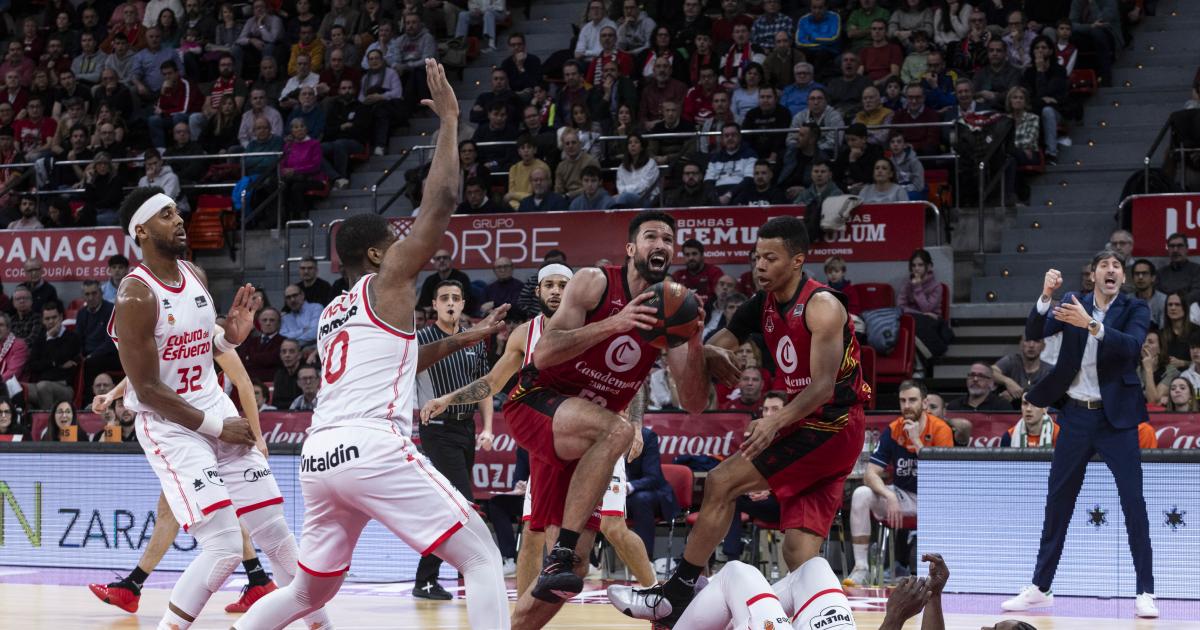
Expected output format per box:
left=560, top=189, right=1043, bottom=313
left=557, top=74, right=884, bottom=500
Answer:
left=89, top=579, right=141, bottom=613
left=225, top=582, right=278, bottom=613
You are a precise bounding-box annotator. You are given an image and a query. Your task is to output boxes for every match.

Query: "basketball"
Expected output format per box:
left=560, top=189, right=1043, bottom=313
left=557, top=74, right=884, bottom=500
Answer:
left=638, top=278, right=701, bottom=349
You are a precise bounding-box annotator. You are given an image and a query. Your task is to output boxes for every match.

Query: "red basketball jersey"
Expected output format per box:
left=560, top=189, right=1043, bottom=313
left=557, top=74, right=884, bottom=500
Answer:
left=762, top=276, right=872, bottom=430
left=518, top=265, right=657, bottom=412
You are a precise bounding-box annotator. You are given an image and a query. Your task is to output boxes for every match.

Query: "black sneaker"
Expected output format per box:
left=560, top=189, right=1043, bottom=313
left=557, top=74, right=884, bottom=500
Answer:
left=530, top=546, right=583, bottom=603
left=412, top=581, right=453, bottom=600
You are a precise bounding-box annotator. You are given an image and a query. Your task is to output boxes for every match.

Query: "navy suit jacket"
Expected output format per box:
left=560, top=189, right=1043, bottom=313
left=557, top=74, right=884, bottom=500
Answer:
left=1024, top=291, right=1149, bottom=428
left=627, top=428, right=679, bottom=518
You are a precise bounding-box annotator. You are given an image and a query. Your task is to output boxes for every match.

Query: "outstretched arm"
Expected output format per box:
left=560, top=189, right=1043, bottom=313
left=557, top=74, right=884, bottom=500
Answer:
left=377, top=59, right=462, bottom=286
left=420, top=318, right=528, bottom=422
left=215, top=347, right=268, bottom=456
left=416, top=304, right=511, bottom=372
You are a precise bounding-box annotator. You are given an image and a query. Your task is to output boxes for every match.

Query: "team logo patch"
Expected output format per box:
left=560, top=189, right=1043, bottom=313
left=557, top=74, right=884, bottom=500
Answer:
left=604, top=335, right=642, bottom=373
left=202, top=466, right=224, bottom=486
left=764, top=317, right=775, bottom=333
left=167, top=314, right=176, bottom=325
left=808, top=605, right=854, bottom=630
left=195, top=295, right=208, bottom=308
left=193, top=478, right=205, bottom=491
left=792, top=303, right=805, bottom=318
left=775, top=337, right=798, bottom=374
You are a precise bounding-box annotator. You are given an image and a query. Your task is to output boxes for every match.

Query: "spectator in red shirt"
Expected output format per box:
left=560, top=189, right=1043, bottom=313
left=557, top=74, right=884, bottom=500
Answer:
left=0, top=42, right=34, bottom=89
left=192, top=53, right=246, bottom=139
left=148, top=59, right=201, bottom=149
left=720, top=366, right=765, bottom=413
left=859, top=19, right=903, bottom=85
left=683, top=66, right=720, bottom=125
left=712, top=0, right=754, bottom=48
left=892, top=82, right=942, bottom=154
left=672, top=238, right=726, bottom=305
left=585, top=26, right=633, bottom=87
left=0, top=71, right=29, bottom=118
left=13, top=97, right=57, bottom=161
left=239, top=307, right=285, bottom=382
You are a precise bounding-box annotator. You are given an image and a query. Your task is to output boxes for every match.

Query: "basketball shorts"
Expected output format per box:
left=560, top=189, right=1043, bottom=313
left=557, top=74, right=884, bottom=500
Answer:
left=295, top=423, right=474, bottom=577
left=135, top=395, right=283, bottom=533
left=504, top=389, right=608, bottom=532
left=522, top=458, right=627, bottom=524
left=751, top=406, right=866, bottom=534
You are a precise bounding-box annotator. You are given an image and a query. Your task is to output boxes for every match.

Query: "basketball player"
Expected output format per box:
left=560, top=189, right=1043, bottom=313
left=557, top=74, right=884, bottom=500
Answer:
left=88, top=348, right=280, bottom=614
left=231, top=60, right=511, bottom=630
left=420, top=264, right=657, bottom=593
left=612, top=216, right=870, bottom=625
left=111, top=185, right=333, bottom=630
left=502, top=211, right=709, bottom=628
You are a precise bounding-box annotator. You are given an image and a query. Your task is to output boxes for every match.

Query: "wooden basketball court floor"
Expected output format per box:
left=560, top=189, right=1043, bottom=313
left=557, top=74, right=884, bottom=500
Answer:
left=2, top=571, right=1193, bottom=629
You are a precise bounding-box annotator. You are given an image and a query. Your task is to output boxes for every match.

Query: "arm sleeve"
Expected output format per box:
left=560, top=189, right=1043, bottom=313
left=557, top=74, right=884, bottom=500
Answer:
left=725, top=292, right=764, bottom=343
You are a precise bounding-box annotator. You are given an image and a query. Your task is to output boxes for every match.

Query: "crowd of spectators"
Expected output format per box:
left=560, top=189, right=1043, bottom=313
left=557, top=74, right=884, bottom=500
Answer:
left=0, top=0, right=493, bottom=228
left=412, top=0, right=1142, bottom=214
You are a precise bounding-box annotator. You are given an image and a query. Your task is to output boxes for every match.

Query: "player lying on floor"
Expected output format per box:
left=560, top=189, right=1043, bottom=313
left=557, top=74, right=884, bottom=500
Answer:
left=612, top=553, right=1041, bottom=630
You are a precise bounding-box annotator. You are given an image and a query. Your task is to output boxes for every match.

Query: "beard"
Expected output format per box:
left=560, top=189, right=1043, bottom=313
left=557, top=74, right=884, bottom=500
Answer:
left=538, top=296, right=559, bottom=316
left=633, top=254, right=668, bottom=284
left=150, top=233, right=189, bottom=258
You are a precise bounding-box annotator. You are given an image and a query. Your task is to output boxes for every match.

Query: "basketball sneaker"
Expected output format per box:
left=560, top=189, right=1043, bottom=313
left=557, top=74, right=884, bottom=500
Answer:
left=530, top=546, right=583, bottom=603
left=1001, top=585, right=1054, bottom=611
left=1136, top=593, right=1159, bottom=618
left=608, top=583, right=676, bottom=622
left=225, top=581, right=278, bottom=613
left=842, top=566, right=869, bottom=587
left=89, top=578, right=141, bottom=613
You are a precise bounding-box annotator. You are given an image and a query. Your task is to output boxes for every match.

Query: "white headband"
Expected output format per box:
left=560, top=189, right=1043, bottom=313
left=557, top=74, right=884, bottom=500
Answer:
left=538, top=263, right=573, bottom=283
left=127, top=193, right=176, bottom=239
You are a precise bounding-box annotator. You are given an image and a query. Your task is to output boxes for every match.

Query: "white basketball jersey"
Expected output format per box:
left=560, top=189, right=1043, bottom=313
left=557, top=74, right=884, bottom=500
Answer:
left=310, top=273, right=418, bottom=436
left=521, top=314, right=545, bottom=367
left=108, top=261, right=223, bottom=415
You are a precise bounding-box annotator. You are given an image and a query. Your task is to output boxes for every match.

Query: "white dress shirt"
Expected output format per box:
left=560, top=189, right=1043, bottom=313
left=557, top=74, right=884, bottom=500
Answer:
left=1037, top=294, right=1107, bottom=402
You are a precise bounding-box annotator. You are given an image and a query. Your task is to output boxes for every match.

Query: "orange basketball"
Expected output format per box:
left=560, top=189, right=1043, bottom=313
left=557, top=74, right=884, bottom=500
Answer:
left=638, top=278, right=701, bottom=349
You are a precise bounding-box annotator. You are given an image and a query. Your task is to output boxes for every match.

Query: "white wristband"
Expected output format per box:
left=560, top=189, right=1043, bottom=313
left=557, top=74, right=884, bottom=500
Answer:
left=197, top=410, right=224, bottom=438
left=212, top=325, right=238, bottom=354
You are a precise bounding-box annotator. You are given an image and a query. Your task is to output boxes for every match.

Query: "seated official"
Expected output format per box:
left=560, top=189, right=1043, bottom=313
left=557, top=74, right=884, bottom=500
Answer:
left=847, top=379, right=953, bottom=586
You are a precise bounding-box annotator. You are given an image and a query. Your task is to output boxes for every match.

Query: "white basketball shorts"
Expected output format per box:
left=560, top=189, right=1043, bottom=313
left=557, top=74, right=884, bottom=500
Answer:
left=295, top=423, right=474, bottom=577
left=135, top=394, right=283, bottom=532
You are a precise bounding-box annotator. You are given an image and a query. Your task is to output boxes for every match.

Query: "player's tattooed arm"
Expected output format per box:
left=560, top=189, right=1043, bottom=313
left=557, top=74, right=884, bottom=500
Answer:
left=625, top=383, right=647, bottom=461
left=448, top=379, right=493, bottom=406
left=420, top=319, right=529, bottom=423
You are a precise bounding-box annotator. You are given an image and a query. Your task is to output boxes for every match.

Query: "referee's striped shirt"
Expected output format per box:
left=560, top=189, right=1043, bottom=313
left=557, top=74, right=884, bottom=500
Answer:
left=415, top=324, right=490, bottom=417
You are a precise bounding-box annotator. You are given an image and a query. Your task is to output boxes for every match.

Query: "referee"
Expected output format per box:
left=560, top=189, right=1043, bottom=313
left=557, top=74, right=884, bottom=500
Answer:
left=414, top=279, right=494, bottom=600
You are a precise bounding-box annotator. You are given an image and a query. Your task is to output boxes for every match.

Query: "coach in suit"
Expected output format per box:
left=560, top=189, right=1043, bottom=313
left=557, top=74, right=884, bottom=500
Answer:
left=624, top=427, right=679, bottom=560
left=1002, top=249, right=1158, bottom=618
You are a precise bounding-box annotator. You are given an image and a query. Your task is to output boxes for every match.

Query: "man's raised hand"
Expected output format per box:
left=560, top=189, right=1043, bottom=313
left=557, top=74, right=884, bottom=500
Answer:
left=421, top=59, right=460, bottom=121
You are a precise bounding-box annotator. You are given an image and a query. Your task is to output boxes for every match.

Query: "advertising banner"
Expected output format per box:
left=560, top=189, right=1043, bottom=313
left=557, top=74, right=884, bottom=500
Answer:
left=922, top=459, right=1200, bottom=599
left=0, top=452, right=430, bottom=581
left=37, top=411, right=1200, bottom=499
left=1130, top=193, right=1200, bottom=255
left=0, top=228, right=139, bottom=283
left=330, top=203, right=928, bottom=271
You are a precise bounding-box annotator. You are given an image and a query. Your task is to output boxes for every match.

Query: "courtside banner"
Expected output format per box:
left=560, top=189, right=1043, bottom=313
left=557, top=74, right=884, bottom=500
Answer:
left=0, top=227, right=139, bottom=282
left=330, top=203, right=927, bottom=271
left=0, top=451, right=430, bottom=581
left=36, top=411, right=1200, bottom=498
left=1130, top=193, right=1200, bottom=255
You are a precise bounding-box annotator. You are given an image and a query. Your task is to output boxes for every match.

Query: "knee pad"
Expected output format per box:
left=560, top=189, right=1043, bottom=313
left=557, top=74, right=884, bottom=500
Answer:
left=194, top=524, right=243, bottom=592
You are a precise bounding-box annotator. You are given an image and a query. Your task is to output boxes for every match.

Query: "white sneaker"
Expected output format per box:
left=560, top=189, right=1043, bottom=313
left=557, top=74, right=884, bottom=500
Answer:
left=1136, top=593, right=1159, bottom=618
left=1001, top=585, right=1054, bottom=611
left=842, top=566, right=868, bottom=587
left=607, top=583, right=673, bottom=621
left=502, top=558, right=516, bottom=577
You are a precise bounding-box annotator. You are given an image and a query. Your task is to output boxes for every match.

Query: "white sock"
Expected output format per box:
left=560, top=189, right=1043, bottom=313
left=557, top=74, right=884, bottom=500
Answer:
left=242, top=506, right=334, bottom=629
left=431, top=513, right=510, bottom=629
left=852, top=543, right=868, bottom=569
left=160, top=510, right=243, bottom=630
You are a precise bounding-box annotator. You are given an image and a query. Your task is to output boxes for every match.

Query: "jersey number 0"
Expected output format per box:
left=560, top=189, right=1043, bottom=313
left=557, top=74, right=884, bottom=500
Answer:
left=323, top=329, right=350, bottom=384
